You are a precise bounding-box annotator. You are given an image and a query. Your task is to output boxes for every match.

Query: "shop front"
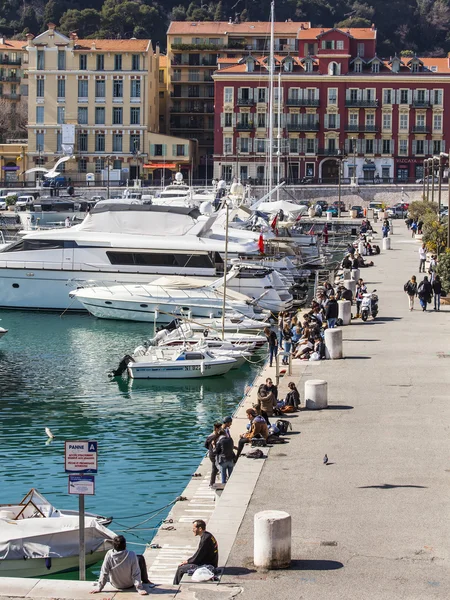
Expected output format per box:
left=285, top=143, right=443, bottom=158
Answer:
left=396, top=158, right=423, bottom=182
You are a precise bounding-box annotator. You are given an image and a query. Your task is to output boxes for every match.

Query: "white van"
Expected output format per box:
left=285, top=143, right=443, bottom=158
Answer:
left=15, top=195, right=35, bottom=208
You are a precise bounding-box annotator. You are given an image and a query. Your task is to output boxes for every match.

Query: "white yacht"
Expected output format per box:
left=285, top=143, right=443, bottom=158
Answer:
left=0, top=203, right=292, bottom=311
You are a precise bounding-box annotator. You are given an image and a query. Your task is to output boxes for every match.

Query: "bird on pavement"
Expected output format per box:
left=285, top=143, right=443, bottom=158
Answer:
left=323, top=454, right=328, bottom=465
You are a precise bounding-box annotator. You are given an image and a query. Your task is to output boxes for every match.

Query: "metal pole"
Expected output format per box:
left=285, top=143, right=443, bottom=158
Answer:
left=79, top=494, right=85, bottom=580
left=426, top=159, right=430, bottom=201
left=438, top=155, right=442, bottom=212
left=221, top=201, right=229, bottom=341
left=107, top=156, right=110, bottom=199
left=431, top=158, right=435, bottom=204
left=448, top=158, right=450, bottom=248
left=338, top=158, right=341, bottom=219
left=422, top=159, right=426, bottom=200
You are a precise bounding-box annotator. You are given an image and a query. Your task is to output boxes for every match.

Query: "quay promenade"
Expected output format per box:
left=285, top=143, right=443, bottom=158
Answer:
left=1, top=223, right=449, bottom=600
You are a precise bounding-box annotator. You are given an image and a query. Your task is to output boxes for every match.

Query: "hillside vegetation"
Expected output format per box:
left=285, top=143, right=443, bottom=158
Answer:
left=1, top=0, right=449, bottom=57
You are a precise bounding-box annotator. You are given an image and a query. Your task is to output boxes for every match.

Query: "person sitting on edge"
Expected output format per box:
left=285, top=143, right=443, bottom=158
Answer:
left=173, top=520, right=218, bottom=585
left=278, top=381, right=300, bottom=412
left=236, top=408, right=269, bottom=457
left=91, top=535, right=150, bottom=595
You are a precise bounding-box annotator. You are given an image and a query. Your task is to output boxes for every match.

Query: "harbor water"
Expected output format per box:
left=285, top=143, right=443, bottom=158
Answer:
left=0, top=311, right=261, bottom=578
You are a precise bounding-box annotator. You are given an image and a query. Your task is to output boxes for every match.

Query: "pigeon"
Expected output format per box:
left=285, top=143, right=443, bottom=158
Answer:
left=45, top=427, right=54, bottom=439
left=323, top=454, right=328, bottom=465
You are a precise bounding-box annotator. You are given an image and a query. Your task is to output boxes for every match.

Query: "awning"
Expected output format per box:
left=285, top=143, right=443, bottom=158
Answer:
left=2, top=166, right=19, bottom=171
left=362, top=164, right=376, bottom=170
left=143, top=163, right=177, bottom=169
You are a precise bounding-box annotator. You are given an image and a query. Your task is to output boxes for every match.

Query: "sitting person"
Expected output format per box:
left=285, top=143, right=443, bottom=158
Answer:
left=91, top=535, right=150, bottom=595
left=255, top=379, right=277, bottom=420
left=300, top=334, right=324, bottom=361
left=278, top=381, right=300, bottom=412
left=342, top=255, right=352, bottom=269
left=173, top=520, right=218, bottom=585
left=236, top=408, right=269, bottom=457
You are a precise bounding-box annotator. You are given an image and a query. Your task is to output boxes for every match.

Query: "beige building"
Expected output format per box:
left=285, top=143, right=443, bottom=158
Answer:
left=0, top=143, right=28, bottom=183
left=145, top=132, right=197, bottom=182
left=158, top=55, right=169, bottom=134
left=26, top=24, right=159, bottom=183
left=0, top=38, right=27, bottom=104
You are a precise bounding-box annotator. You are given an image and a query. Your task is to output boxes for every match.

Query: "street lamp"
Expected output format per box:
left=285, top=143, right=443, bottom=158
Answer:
left=337, top=148, right=346, bottom=219
left=438, top=154, right=443, bottom=212
left=105, top=155, right=111, bottom=199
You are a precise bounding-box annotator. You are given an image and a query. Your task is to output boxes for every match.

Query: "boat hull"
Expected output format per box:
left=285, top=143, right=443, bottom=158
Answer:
left=0, top=550, right=106, bottom=578
left=128, top=360, right=234, bottom=379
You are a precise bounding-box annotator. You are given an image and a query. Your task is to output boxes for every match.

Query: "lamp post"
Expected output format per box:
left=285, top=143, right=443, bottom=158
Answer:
left=438, top=154, right=442, bottom=213
left=422, top=159, right=426, bottom=200
left=337, top=148, right=346, bottom=219
left=426, top=158, right=431, bottom=202
left=352, top=137, right=357, bottom=186
left=105, top=155, right=111, bottom=199
left=431, top=157, right=436, bottom=204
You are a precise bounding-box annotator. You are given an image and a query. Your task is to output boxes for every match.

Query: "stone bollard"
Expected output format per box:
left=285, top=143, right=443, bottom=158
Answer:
left=338, top=300, right=351, bottom=325
left=389, top=219, right=394, bottom=234
left=305, top=379, right=328, bottom=409
left=326, top=210, right=332, bottom=221
left=351, top=268, right=360, bottom=281
left=254, top=510, right=291, bottom=569
left=343, top=268, right=351, bottom=280
left=325, top=328, right=343, bottom=359
left=382, top=237, right=391, bottom=250
left=343, top=279, right=356, bottom=295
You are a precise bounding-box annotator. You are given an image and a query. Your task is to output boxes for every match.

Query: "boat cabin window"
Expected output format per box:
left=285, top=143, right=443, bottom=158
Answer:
left=3, top=240, right=77, bottom=252
left=184, top=353, right=204, bottom=360
left=106, top=251, right=219, bottom=268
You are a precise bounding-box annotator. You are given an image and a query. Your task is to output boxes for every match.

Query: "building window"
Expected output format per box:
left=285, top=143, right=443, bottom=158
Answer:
left=36, top=78, right=44, bottom=98
left=57, top=131, right=62, bottom=152
left=336, top=40, right=344, bottom=50
left=382, top=114, right=391, bottom=130
left=113, top=80, right=123, bottom=98
left=78, top=79, right=88, bottom=99
left=176, top=144, right=185, bottom=156
left=329, top=62, right=340, bottom=76
left=411, top=62, right=419, bottom=73
left=372, top=62, right=379, bottom=73
left=36, top=106, right=44, bottom=124
left=289, top=138, right=299, bottom=153
left=78, top=107, right=88, bottom=125
left=223, top=137, right=232, bottom=154
left=95, top=133, right=105, bottom=152
left=130, top=134, right=140, bottom=153
left=36, top=132, right=44, bottom=151
left=113, top=107, right=123, bottom=125
left=95, top=107, right=105, bottom=125
left=258, top=88, right=267, bottom=102
left=130, top=107, right=140, bottom=125
left=365, top=138, right=374, bottom=154
left=78, top=158, right=87, bottom=173
left=224, top=87, right=233, bottom=104
left=354, top=61, right=362, bottom=73
left=399, top=139, right=408, bottom=155
left=57, top=50, right=66, bottom=70
left=113, top=160, right=122, bottom=170
left=131, top=79, right=141, bottom=98
left=433, top=114, right=442, bottom=131
left=153, top=144, right=163, bottom=156
left=78, top=133, right=88, bottom=152
left=95, top=79, right=105, bottom=98
left=328, top=114, right=337, bottom=128
left=383, top=89, right=392, bottom=104
left=400, top=89, right=409, bottom=104
left=114, top=55, right=122, bottom=70
left=349, top=112, right=358, bottom=126
left=253, top=138, right=264, bottom=153
left=433, top=89, right=442, bottom=105
left=433, top=140, right=442, bottom=154
left=257, top=113, right=266, bottom=128
left=172, top=69, right=181, bottom=82
left=328, top=88, right=337, bottom=104
left=37, top=50, right=44, bottom=70
left=357, top=43, right=365, bottom=57
left=240, top=138, right=249, bottom=153
left=382, top=139, right=392, bottom=154
left=189, top=69, right=200, bottom=81
left=399, top=114, right=408, bottom=130
left=132, top=54, right=140, bottom=70
left=416, top=140, right=424, bottom=154
left=57, top=79, right=65, bottom=98
left=159, top=69, right=164, bottom=83
left=112, top=133, right=123, bottom=152
left=417, top=89, right=426, bottom=103
left=96, top=54, right=104, bottom=71
left=321, top=40, right=335, bottom=50
left=306, top=138, right=315, bottom=154
left=79, top=54, right=87, bottom=70
left=57, top=106, right=65, bottom=124
left=223, top=112, right=232, bottom=127
left=95, top=159, right=104, bottom=173
left=416, top=114, right=425, bottom=127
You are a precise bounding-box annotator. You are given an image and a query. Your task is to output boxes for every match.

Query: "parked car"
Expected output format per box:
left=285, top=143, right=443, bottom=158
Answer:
left=332, top=200, right=346, bottom=212
left=298, top=199, right=310, bottom=207
left=42, top=176, right=67, bottom=188
left=15, top=195, right=35, bottom=209
left=368, top=202, right=383, bottom=211
left=315, top=200, right=329, bottom=211
left=328, top=205, right=339, bottom=217
left=387, top=205, right=407, bottom=219
left=416, top=176, right=439, bottom=184
left=351, top=205, right=364, bottom=218
left=0, top=196, right=8, bottom=210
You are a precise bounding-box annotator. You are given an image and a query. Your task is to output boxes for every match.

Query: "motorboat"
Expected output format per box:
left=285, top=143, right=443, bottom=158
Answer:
left=69, top=275, right=269, bottom=323
left=126, top=347, right=237, bottom=379
left=188, top=314, right=268, bottom=333
left=0, top=327, right=7, bottom=339
left=150, top=172, right=216, bottom=208
left=0, top=489, right=114, bottom=578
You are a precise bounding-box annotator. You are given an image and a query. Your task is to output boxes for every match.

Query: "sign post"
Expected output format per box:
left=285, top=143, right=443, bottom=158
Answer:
left=65, top=441, right=98, bottom=581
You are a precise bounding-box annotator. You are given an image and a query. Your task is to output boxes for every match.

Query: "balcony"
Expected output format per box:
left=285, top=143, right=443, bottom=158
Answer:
left=0, top=92, right=20, bottom=100
left=412, top=100, right=430, bottom=108
left=237, top=97, right=255, bottom=106
left=0, top=56, right=21, bottom=65
left=236, top=122, right=254, bottom=131
left=345, top=99, right=378, bottom=107
left=0, top=75, right=20, bottom=82
left=411, top=125, right=430, bottom=133
left=287, top=123, right=319, bottom=132
left=170, top=106, right=214, bottom=114
left=345, top=124, right=379, bottom=132
left=286, top=98, right=319, bottom=107
left=317, top=148, right=342, bottom=156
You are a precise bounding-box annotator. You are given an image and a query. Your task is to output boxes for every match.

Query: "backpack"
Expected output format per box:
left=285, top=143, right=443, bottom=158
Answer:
left=276, top=419, right=293, bottom=434
left=403, top=282, right=410, bottom=292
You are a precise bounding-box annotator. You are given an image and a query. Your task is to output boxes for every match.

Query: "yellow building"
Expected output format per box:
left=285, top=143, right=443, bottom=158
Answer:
left=158, top=55, right=169, bottom=134
left=0, top=38, right=27, bottom=103
left=144, top=132, right=197, bottom=183
left=25, top=24, right=159, bottom=183
left=0, top=143, right=28, bottom=183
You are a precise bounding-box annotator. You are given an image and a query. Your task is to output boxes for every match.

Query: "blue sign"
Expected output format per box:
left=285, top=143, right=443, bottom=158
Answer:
left=68, top=474, right=95, bottom=495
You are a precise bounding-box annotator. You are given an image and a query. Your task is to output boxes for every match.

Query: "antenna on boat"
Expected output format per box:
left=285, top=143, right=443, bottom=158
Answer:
left=220, top=198, right=229, bottom=340
left=268, top=0, right=275, bottom=193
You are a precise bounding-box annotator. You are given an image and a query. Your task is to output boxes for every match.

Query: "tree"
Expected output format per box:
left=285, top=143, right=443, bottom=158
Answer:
left=170, top=4, right=187, bottom=20
left=437, top=251, right=450, bottom=292
left=214, top=1, right=224, bottom=20
left=0, top=98, right=27, bottom=142
left=335, top=17, right=371, bottom=28
left=59, top=8, right=102, bottom=37
left=408, top=200, right=438, bottom=221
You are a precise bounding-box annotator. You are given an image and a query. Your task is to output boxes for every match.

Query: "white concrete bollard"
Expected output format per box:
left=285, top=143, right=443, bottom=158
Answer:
left=351, top=268, right=360, bottom=281
left=305, top=379, right=328, bottom=409
left=338, top=300, right=352, bottom=325
left=343, top=279, right=356, bottom=295
left=325, top=328, right=343, bottom=359
left=343, top=268, right=351, bottom=280
left=382, top=237, right=391, bottom=250
left=389, top=219, right=394, bottom=234
left=326, top=210, right=332, bottom=221
left=358, top=241, right=364, bottom=255
left=254, top=510, right=291, bottom=569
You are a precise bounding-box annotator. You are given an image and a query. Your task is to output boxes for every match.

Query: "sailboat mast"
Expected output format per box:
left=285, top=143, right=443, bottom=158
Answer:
left=268, top=0, right=275, bottom=192
left=276, top=69, right=281, bottom=202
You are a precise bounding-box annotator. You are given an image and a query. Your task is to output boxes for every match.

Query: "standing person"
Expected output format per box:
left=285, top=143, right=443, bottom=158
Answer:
left=404, top=275, right=418, bottom=311
left=325, top=294, right=338, bottom=328
left=418, top=276, right=433, bottom=311
left=411, top=220, right=418, bottom=237
left=281, top=323, right=293, bottom=365
left=222, top=416, right=232, bottom=438
left=173, top=521, right=218, bottom=585
left=214, top=428, right=235, bottom=484
left=65, top=216, right=71, bottom=228
left=418, top=244, right=427, bottom=273
left=91, top=536, right=149, bottom=595
left=428, top=254, right=438, bottom=283
left=355, top=278, right=367, bottom=318
left=432, top=274, right=442, bottom=311
left=204, top=423, right=222, bottom=488
left=264, top=326, right=278, bottom=367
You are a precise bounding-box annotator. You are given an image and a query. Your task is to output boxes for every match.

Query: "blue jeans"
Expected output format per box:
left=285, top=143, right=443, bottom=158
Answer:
left=219, top=460, right=234, bottom=484
left=269, top=345, right=278, bottom=366
left=434, top=294, right=441, bottom=310
left=327, top=318, right=337, bottom=329
left=419, top=297, right=427, bottom=310
left=282, top=341, right=291, bottom=363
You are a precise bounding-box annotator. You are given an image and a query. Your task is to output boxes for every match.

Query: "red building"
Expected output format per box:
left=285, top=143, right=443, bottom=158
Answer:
left=213, top=25, right=450, bottom=184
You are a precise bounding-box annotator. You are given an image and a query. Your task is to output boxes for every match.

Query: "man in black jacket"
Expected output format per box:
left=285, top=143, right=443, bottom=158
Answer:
left=325, top=295, right=339, bottom=328
left=173, top=520, right=218, bottom=584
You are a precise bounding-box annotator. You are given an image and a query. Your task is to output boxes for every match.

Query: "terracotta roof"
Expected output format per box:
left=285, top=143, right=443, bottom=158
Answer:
left=159, top=55, right=167, bottom=67
left=0, top=40, right=26, bottom=50
left=420, top=57, right=450, bottom=73
left=168, top=21, right=310, bottom=36
left=298, top=27, right=376, bottom=40
left=74, top=39, right=150, bottom=51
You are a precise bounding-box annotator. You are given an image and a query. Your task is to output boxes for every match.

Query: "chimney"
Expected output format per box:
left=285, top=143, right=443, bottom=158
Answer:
left=91, top=41, right=96, bottom=50
left=26, top=33, right=34, bottom=42
left=47, top=22, right=56, bottom=34
left=70, top=32, right=78, bottom=41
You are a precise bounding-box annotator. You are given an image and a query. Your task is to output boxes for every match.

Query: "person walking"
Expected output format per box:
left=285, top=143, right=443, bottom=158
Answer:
left=411, top=220, right=418, bottom=237
left=281, top=323, right=293, bottom=365
left=432, top=274, right=442, bottom=311
left=404, top=275, right=418, bottom=311
left=418, top=276, right=433, bottom=311
left=428, top=254, right=438, bottom=283
left=264, top=326, right=278, bottom=367
left=214, top=429, right=235, bottom=484
left=418, top=244, right=427, bottom=273
left=204, top=423, right=222, bottom=488
left=325, top=294, right=338, bottom=328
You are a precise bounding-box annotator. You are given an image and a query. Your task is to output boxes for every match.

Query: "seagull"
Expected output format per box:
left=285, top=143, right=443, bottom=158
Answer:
left=25, top=156, right=74, bottom=179
left=45, top=427, right=54, bottom=439
left=323, top=454, right=328, bottom=465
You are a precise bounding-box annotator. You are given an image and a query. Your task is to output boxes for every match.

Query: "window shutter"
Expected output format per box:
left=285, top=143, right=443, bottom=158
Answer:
left=220, top=113, right=224, bottom=127
left=162, top=144, right=167, bottom=157
left=357, top=139, right=363, bottom=153
left=336, top=114, right=340, bottom=128
left=438, top=89, right=443, bottom=105
left=248, top=88, right=253, bottom=100
left=395, top=89, right=400, bottom=104
left=172, top=144, right=176, bottom=156
left=390, top=139, right=394, bottom=154
left=232, top=113, right=236, bottom=126
left=315, top=88, right=319, bottom=100
left=236, top=138, right=241, bottom=151
left=412, top=140, right=417, bottom=155
left=357, top=89, right=362, bottom=101
left=345, top=89, right=350, bottom=101
left=344, top=138, right=349, bottom=152
left=423, top=140, right=429, bottom=155
left=237, top=87, right=242, bottom=100
left=408, top=90, right=413, bottom=104
left=314, top=138, right=318, bottom=153
left=442, top=140, right=446, bottom=152
left=150, top=144, right=155, bottom=156
left=425, top=89, right=429, bottom=102
left=324, top=114, right=329, bottom=128
left=248, top=138, right=253, bottom=152
left=298, top=87, right=304, bottom=100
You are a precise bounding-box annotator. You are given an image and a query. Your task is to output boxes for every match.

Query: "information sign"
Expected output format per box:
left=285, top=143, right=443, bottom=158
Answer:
left=68, top=474, right=95, bottom=495
left=65, top=440, right=98, bottom=474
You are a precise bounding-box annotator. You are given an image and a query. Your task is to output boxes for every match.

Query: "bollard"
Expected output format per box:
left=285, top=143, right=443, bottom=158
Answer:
left=343, top=268, right=351, bottom=280
left=325, top=328, right=343, bottom=359
left=382, top=237, right=391, bottom=250
left=343, top=279, right=356, bottom=295
left=351, top=268, right=360, bottom=281
left=305, top=379, right=328, bottom=409
left=254, top=510, right=291, bottom=569
left=389, top=219, right=394, bottom=234
left=338, top=300, right=351, bottom=325
left=326, top=210, right=333, bottom=221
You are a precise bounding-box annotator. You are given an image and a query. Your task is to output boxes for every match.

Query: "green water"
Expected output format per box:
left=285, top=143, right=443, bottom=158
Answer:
left=0, top=311, right=261, bottom=579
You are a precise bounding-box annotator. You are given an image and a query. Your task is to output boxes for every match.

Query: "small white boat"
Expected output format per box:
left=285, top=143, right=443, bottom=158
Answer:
left=0, top=490, right=114, bottom=578
left=127, top=347, right=236, bottom=379
left=189, top=315, right=269, bottom=333
left=0, top=327, right=7, bottom=339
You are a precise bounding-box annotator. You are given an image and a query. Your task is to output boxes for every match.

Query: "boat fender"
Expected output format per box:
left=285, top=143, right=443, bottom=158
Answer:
left=45, top=557, right=52, bottom=570
left=201, top=361, right=205, bottom=375
left=111, top=355, right=134, bottom=378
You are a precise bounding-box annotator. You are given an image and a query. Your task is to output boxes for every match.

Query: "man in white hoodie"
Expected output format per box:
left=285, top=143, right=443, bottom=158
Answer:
left=90, top=535, right=149, bottom=595
left=419, top=244, right=427, bottom=273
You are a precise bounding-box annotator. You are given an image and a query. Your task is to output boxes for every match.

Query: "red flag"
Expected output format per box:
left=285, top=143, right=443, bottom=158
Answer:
left=258, top=234, right=265, bottom=253
left=323, top=223, right=329, bottom=244
left=308, top=225, right=315, bottom=235
left=270, top=214, right=278, bottom=230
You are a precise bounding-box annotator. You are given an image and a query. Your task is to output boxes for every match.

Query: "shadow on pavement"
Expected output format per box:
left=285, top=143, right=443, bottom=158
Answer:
left=290, top=559, right=344, bottom=571
left=344, top=338, right=381, bottom=342
left=344, top=356, right=371, bottom=359
left=358, top=483, right=427, bottom=489
left=327, top=405, right=354, bottom=410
